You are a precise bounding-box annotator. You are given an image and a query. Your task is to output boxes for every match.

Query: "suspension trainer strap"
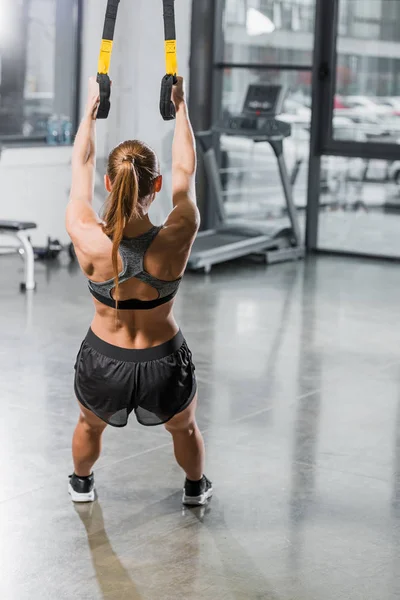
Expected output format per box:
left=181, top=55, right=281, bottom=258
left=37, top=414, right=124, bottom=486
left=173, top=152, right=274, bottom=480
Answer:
left=160, top=0, right=178, bottom=121
left=97, top=0, right=121, bottom=120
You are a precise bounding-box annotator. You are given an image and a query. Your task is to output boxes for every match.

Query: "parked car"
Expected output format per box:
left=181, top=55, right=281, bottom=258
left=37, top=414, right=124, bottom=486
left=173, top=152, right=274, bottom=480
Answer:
left=333, top=117, right=367, bottom=141
left=339, top=96, right=392, bottom=116
left=219, top=125, right=342, bottom=206
left=374, top=97, right=400, bottom=115
left=347, top=158, right=400, bottom=187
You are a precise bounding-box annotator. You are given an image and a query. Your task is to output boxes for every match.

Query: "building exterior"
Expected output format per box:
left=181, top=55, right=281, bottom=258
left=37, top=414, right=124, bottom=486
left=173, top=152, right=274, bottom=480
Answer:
left=223, top=0, right=400, bottom=100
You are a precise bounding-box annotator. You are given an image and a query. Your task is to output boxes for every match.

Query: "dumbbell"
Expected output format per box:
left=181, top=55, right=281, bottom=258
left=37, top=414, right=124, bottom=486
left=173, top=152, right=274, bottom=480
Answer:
left=33, top=237, right=62, bottom=260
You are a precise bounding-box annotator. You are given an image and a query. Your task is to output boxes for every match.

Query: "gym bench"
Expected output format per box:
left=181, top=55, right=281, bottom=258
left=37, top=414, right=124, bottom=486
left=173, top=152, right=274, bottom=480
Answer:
left=0, top=220, right=37, bottom=291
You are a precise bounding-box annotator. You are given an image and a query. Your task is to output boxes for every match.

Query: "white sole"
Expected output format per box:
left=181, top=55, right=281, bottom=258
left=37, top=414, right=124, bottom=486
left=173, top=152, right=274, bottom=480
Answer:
left=182, top=486, right=213, bottom=506
left=68, top=483, right=96, bottom=503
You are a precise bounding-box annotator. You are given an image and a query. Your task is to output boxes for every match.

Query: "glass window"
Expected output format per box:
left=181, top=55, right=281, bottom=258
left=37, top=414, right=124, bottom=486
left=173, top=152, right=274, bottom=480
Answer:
left=334, top=0, right=400, bottom=142
left=0, top=0, right=80, bottom=141
left=217, top=68, right=312, bottom=226
left=352, top=21, right=380, bottom=39
left=318, top=157, right=400, bottom=258
left=380, top=0, right=400, bottom=42
left=219, top=67, right=312, bottom=115
left=353, top=0, right=381, bottom=20
left=221, top=0, right=315, bottom=66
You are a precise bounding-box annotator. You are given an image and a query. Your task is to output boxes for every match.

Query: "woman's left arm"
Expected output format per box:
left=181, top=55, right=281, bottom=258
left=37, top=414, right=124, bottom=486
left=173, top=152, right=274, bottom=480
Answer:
left=66, top=77, right=101, bottom=234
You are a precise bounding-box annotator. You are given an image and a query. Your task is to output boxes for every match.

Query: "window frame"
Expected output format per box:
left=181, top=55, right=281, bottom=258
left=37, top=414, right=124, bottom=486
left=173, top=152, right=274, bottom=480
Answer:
left=306, top=0, right=400, bottom=256
left=313, top=0, right=400, bottom=161
left=213, top=0, right=315, bottom=122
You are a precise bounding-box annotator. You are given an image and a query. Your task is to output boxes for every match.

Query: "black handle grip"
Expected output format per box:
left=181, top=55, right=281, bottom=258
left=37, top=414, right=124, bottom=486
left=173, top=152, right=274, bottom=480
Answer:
left=97, top=73, right=111, bottom=120
left=160, top=74, right=177, bottom=121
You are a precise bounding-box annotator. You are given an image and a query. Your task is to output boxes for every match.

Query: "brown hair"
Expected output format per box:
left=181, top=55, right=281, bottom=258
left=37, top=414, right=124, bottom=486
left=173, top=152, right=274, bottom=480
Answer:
left=102, top=140, right=159, bottom=305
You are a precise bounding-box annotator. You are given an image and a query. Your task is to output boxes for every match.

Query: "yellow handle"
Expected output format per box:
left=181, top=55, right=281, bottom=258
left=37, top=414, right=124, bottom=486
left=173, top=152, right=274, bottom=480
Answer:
left=165, top=40, right=178, bottom=75
left=98, top=39, right=114, bottom=75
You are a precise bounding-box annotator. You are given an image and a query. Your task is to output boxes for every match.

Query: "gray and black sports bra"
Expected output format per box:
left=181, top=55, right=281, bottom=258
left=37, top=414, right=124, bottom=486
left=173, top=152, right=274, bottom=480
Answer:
left=88, top=226, right=182, bottom=310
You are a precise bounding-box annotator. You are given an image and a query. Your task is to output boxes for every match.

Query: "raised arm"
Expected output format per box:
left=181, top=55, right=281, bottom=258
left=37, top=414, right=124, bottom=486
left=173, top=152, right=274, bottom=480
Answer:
left=165, top=77, right=200, bottom=234
left=66, top=77, right=101, bottom=235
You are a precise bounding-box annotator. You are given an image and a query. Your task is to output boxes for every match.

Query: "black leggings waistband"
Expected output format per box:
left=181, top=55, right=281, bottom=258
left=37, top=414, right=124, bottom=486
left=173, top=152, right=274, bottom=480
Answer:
left=85, top=329, right=184, bottom=363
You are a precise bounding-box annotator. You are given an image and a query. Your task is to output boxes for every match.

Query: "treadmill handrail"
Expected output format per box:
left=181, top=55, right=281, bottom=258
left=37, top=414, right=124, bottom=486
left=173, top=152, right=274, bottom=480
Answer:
left=189, top=118, right=304, bottom=271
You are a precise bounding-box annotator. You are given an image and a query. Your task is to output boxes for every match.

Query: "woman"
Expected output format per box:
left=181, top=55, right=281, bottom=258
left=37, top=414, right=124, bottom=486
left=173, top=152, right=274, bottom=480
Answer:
left=66, top=76, right=212, bottom=506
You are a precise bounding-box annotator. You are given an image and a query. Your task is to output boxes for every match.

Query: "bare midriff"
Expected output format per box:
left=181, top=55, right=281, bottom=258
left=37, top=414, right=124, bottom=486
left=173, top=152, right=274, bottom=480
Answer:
left=90, top=298, right=180, bottom=350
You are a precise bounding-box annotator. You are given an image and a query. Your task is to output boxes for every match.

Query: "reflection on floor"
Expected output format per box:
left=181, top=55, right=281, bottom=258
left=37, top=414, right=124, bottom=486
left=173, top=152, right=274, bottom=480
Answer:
left=1, top=254, right=400, bottom=599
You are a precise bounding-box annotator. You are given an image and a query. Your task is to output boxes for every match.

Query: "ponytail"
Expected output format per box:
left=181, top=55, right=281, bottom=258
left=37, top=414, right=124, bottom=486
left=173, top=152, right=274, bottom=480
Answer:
left=103, top=160, right=139, bottom=306
left=104, top=140, right=160, bottom=311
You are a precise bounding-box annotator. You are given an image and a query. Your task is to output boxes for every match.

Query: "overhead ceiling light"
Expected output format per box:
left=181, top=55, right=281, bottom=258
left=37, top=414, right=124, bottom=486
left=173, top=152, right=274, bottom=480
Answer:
left=246, top=8, right=275, bottom=36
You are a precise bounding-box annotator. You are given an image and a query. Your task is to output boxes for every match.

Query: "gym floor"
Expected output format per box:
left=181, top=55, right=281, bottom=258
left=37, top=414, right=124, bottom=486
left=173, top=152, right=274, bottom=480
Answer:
left=1, top=254, right=399, bottom=600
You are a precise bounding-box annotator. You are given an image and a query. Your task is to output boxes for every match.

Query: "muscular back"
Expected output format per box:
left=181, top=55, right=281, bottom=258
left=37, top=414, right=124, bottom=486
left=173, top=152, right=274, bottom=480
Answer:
left=70, top=215, right=198, bottom=348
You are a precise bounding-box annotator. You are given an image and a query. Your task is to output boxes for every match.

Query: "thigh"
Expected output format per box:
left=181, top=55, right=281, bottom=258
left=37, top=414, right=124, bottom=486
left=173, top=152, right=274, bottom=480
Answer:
left=165, top=394, right=198, bottom=432
left=77, top=400, right=108, bottom=431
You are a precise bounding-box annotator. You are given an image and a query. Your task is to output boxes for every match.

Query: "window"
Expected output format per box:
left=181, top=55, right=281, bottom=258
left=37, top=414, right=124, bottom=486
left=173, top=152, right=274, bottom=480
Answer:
left=225, top=0, right=246, bottom=25
left=0, top=0, right=81, bottom=142
left=380, top=1, right=400, bottom=42
left=352, top=21, right=380, bottom=39
left=218, top=68, right=312, bottom=222
left=222, top=0, right=315, bottom=66
left=308, top=0, right=400, bottom=260
left=318, top=156, right=400, bottom=258
left=334, top=0, right=400, bottom=141
left=353, top=0, right=381, bottom=20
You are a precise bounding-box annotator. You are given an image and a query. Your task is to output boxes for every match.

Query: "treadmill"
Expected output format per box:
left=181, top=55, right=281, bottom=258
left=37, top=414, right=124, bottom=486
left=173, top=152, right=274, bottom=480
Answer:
left=187, top=84, right=305, bottom=273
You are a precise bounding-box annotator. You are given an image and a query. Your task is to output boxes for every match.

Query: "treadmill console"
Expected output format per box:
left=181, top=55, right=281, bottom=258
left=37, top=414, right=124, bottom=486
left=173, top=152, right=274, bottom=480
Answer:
left=219, top=84, right=291, bottom=140
left=243, top=84, right=286, bottom=117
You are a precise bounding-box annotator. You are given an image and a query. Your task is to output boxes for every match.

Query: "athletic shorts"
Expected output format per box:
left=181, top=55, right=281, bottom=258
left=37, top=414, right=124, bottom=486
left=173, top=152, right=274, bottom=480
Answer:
left=74, top=329, right=197, bottom=428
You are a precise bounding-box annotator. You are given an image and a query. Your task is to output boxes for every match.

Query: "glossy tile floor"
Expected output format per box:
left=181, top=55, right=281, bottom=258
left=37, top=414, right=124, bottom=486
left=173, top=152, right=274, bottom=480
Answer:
left=1, top=254, right=400, bottom=599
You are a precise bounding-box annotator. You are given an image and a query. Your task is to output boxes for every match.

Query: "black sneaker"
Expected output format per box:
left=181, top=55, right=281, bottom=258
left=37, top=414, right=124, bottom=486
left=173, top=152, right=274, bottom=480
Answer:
left=183, top=476, right=213, bottom=506
left=68, top=473, right=96, bottom=503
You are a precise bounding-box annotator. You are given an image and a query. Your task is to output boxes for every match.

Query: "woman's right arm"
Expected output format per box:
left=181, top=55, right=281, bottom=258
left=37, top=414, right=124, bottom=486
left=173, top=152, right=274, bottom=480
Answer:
left=66, top=77, right=105, bottom=271
left=66, top=77, right=100, bottom=235
left=164, top=77, right=200, bottom=236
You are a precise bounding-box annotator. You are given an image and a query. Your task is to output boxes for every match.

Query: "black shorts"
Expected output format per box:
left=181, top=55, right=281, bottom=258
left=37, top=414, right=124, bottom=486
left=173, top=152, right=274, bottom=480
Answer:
left=74, top=329, right=197, bottom=427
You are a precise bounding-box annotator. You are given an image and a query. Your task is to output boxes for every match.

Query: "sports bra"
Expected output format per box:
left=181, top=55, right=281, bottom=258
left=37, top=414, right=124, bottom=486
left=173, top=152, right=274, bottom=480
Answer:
left=88, top=226, right=182, bottom=310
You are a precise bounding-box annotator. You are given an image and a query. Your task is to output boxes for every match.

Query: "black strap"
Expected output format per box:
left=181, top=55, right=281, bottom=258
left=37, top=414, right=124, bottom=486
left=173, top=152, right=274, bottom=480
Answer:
left=163, top=0, right=176, bottom=41
left=89, top=285, right=177, bottom=310
left=103, top=0, right=120, bottom=40
left=160, top=0, right=178, bottom=121
left=97, top=0, right=121, bottom=120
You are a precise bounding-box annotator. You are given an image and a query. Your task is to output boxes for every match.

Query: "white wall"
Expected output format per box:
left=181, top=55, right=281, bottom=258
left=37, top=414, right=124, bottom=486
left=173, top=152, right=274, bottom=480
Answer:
left=0, top=0, right=192, bottom=246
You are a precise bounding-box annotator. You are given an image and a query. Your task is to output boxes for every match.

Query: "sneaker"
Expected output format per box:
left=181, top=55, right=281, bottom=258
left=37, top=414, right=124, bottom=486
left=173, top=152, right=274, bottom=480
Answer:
left=183, top=476, right=213, bottom=506
left=68, top=473, right=96, bottom=503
